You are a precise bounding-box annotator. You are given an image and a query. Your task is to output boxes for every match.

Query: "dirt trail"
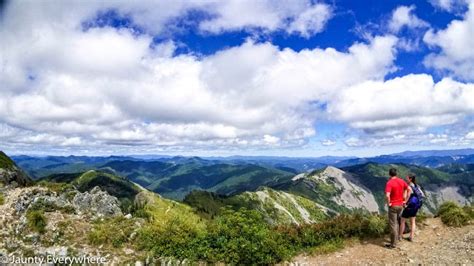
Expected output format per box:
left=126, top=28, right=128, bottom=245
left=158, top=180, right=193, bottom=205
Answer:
left=293, top=218, right=473, bottom=265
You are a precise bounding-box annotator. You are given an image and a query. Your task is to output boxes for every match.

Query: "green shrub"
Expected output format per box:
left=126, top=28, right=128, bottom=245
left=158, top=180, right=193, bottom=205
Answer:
left=26, top=210, right=47, bottom=234
left=0, top=193, right=4, bottom=205
left=463, top=205, right=474, bottom=219
left=88, top=216, right=136, bottom=248
left=364, top=214, right=388, bottom=237
left=440, top=208, right=470, bottom=227
left=438, top=201, right=470, bottom=227
left=310, top=238, right=344, bottom=255
left=135, top=208, right=391, bottom=264
left=127, top=200, right=151, bottom=220
left=437, top=201, right=459, bottom=217
left=137, top=217, right=208, bottom=260
left=204, top=208, right=293, bottom=264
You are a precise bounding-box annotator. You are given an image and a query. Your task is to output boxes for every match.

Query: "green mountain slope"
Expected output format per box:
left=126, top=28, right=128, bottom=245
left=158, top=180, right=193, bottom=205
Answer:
left=103, top=160, right=294, bottom=200
left=184, top=187, right=329, bottom=225
left=43, top=170, right=141, bottom=200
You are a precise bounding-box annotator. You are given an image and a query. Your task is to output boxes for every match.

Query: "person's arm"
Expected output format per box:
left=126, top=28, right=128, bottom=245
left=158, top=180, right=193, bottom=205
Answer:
left=385, top=182, right=391, bottom=207
left=403, top=186, right=412, bottom=205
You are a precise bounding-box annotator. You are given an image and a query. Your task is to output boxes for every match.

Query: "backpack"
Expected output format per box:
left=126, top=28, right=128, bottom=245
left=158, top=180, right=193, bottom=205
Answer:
left=408, top=185, right=424, bottom=210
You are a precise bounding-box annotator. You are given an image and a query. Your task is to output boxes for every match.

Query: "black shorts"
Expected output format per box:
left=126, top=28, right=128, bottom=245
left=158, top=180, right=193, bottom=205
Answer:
left=401, top=207, right=419, bottom=218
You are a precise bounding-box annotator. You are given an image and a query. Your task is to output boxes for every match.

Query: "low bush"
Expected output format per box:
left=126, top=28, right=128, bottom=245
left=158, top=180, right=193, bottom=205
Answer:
left=136, top=208, right=389, bottom=264
left=26, top=210, right=47, bottom=234
left=0, top=193, right=4, bottom=205
left=438, top=201, right=470, bottom=227
left=204, top=208, right=293, bottom=264
left=463, top=204, right=474, bottom=219
left=437, top=201, right=459, bottom=217
left=128, top=200, right=151, bottom=220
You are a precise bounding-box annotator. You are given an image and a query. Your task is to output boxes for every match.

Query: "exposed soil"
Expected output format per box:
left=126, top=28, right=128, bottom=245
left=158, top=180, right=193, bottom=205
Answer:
left=293, top=218, right=473, bottom=265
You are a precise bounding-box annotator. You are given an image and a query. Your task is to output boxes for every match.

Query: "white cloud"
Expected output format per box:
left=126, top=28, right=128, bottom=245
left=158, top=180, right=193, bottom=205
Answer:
left=466, top=131, right=474, bottom=139
left=0, top=0, right=400, bottom=152
left=198, top=0, right=332, bottom=36
left=2, top=1, right=473, bottom=153
left=389, top=5, right=429, bottom=33
left=8, top=0, right=332, bottom=38
left=429, top=0, right=469, bottom=12
left=330, top=74, right=474, bottom=134
left=321, top=139, right=336, bottom=146
left=263, top=134, right=280, bottom=145
left=287, top=4, right=333, bottom=38
left=424, top=1, right=474, bottom=81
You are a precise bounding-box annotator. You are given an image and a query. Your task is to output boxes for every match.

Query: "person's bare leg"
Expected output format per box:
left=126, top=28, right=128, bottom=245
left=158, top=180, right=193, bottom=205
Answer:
left=410, top=217, right=416, bottom=240
left=399, top=217, right=406, bottom=239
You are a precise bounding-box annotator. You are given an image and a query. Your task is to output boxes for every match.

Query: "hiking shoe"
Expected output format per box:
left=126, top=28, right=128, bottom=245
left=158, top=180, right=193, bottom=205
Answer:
left=384, top=244, right=396, bottom=249
left=406, top=237, right=413, bottom=242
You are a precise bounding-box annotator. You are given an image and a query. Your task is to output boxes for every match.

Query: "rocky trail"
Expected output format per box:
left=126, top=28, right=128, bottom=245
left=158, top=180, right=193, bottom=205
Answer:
left=294, top=218, right=473, bottom=265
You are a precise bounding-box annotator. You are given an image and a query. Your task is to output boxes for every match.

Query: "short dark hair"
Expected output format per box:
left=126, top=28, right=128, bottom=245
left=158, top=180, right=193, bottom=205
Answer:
left=389, top=168, right=397, bottom=177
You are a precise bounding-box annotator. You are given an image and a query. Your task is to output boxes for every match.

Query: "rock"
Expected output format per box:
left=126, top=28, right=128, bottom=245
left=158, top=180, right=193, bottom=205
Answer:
left=0, top=165, right=32, bottom=188
left=125, top=214, right=132, bottom=219
left=123, top=248, right=134, bottom=255
left=72, top=186, right=122, bottom=217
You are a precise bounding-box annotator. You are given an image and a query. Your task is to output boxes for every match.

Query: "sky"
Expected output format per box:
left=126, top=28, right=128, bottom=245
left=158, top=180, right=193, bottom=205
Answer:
left=0, top=0, right=474, bottom=157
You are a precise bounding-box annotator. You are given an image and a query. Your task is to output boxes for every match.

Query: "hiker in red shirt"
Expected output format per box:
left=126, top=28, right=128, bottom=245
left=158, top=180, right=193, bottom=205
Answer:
left=384, top=168, right=409, bottom=249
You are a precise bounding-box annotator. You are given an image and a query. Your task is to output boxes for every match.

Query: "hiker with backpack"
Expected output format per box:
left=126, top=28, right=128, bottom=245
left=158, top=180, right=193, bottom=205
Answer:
left=399, top=174, right=425, bottom=242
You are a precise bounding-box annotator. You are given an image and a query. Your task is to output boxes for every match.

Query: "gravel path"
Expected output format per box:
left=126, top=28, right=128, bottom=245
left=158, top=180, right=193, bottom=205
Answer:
left=293, top=218, right=473, bottom=265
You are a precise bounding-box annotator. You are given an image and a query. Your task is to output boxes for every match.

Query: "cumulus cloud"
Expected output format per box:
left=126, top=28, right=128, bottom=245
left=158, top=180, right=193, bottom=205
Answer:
left=197, top=0, right=332, bottom=36
left=329, top=74, right=474, bottom=134
left=0, top=0, right=400, bottom=152
left=424, top=1, right=474, bottom=81
left=1, top=0, right=473, bottom=154
left=389, top=5, right=429, bottom=33
left=287, top=4, right=332, bottom=38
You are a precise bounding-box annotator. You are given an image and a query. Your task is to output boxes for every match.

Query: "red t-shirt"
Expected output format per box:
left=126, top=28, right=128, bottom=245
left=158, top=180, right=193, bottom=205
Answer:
left=385, top=177, right=408, bottom=206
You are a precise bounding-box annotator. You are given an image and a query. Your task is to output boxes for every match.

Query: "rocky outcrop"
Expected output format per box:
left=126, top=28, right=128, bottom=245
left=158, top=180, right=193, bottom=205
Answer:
left=72, top=186, right=122, bottom=217
left=239, top=187, right=328, bottom=225
left=297, top=166, right=380, bottom=213
left=0, top=151, right=32, bottom=187
left=0, top=166, right=32, bottom=187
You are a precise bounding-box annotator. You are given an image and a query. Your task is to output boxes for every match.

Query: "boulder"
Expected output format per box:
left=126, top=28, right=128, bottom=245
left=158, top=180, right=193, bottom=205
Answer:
left=72, top=186, right=122, bottom=217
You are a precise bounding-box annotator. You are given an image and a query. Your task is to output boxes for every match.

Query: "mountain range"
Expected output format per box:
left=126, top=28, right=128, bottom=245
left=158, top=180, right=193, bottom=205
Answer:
left=1, top=149, right=473, bottom=264
left=6, top=148, right=474, bottom=215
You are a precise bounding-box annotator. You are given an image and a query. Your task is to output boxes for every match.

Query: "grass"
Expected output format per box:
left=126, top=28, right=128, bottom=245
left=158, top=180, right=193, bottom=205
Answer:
left=0, top=192, right=4, bottom=205
left=438, top=201, right=471, bottom=227
left=26, top=210, right=47, bottom=234
left=0, top=151, right=15, bottom=169
left=88, top=216, right=137, bottom=248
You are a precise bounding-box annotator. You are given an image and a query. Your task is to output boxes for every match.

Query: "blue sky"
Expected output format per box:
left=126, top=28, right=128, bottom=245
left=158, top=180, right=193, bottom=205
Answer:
left=1, top=0, right=473, bottom=157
